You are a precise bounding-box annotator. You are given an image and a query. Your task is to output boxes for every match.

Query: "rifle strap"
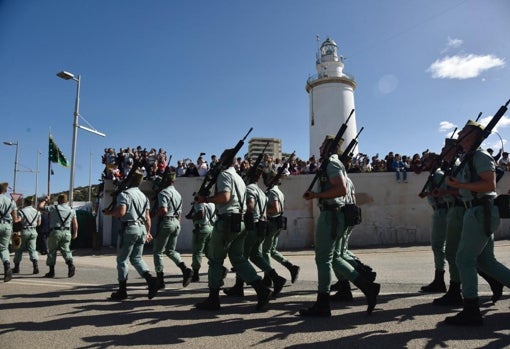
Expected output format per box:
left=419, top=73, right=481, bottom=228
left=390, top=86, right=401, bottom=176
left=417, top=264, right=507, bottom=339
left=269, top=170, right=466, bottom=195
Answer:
left=55, top=205, right=72, bottom=228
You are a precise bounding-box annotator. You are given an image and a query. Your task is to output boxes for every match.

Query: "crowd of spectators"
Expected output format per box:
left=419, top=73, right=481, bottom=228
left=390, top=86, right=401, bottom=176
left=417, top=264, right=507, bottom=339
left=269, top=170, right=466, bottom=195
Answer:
left=102, top=146, right=445, bottom=183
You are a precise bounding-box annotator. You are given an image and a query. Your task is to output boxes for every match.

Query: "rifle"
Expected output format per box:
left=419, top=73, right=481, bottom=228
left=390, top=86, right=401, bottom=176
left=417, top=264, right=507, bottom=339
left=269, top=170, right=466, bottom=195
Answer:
left=265, top=151, right=296, bottom=193
left=195, top=127, right=253, bottom=198
left=450, top=99, right=510, bottom=179
left=244, top=141, right=270, bottom=182
left=339, top=126, right=364, bottom=165
left=305, top=108, right=354, bottom=193
left=103, top=160, right=141, bottom=212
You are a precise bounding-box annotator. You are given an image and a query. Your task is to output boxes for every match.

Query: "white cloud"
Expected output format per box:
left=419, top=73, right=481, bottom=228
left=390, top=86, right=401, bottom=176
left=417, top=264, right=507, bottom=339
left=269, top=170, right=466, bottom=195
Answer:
left=441, top=37, right=463, bottom=54
left=427, top=54, right=505, bottom=79
left=478, top=115, right=510, bottom=133
left=439, top=121, right=457, bottom=132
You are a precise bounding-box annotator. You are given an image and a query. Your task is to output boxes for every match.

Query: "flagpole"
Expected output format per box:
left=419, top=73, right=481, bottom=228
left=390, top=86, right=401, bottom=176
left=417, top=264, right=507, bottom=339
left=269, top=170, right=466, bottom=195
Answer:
left=47, top=130, right=51, bottom=197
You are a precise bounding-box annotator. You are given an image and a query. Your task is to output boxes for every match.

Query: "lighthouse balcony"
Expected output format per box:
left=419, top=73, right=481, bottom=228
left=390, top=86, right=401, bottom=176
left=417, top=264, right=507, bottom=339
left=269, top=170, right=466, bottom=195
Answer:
left=306, top=72, right=356, bottom=91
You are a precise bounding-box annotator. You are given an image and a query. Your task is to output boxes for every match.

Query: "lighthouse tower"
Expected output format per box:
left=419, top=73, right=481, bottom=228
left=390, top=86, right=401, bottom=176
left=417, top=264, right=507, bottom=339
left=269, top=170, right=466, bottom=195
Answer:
left=306, top=37, right=358, bottom=159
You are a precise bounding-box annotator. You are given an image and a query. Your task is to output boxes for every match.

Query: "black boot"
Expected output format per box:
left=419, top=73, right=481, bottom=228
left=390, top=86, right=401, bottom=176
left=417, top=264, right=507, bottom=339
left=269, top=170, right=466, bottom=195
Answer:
left=421, top=270, right=446, bottom=293
left=156, top=272, right=165, bottom=290
left=44, top=265, right=55, bottom=278
left=32, top=260, right=39, bottom=275
left=12, top=263, right=20, bottom=274
left=444, top=298, right=483, bottom=326
left=66, top=260, right=75, bottom=278
left=178, top=262, right=193, bottom=287
left=251, top=279, right=272, bottom=311
left=478, top=270, right=503, bottom=304
left=353, top=275, right=380, bottom=314
left=433, top=281, right=463, bottom=306
left=283, top=261, right=300, bottom=284
left=354, top=261, right=377, bottom=282
left=330, top=279, right=353, bottom=302
left=223, top=276, right=245, bottom=297
left=195, top=288, right=221, bottom=310
left=3, top=262, right=12, bottom=282
left=143, top=271, right=159, bottom=299
left=110, top=280, right=128, bottom=300
left=269, top=269, right=286, bottom=297
left=262, top=272, right=272, bottom=287
left=299, top=292, right=331, bottom=317
left=331, top=280, right=341, bottom=292
left=191, top=269, right=199, bottom=282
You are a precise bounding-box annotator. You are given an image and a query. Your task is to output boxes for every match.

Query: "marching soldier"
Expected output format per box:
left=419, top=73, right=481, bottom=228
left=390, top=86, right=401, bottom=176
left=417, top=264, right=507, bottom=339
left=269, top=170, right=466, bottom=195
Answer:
left=195, top=148, right=272, bottom=311
left=13, top=196, right=41, bottom=274
left=186, top=198, right=215, bottom=282
left=301, top=135, right=380, bottom=317
left=152, top=168, right=193, bottom=289
left=38, top=193, right=78, bottom=278
left=224, top=163, right=286, bottom=297
left=0, top=182, right=19, bottom=282
left=262, top=170, right=300, bottom=285
left=418, top=152, right=448, bottom=294
left=103, top=170, right=159, bottom=300
left=444, top=120, right=510, bottom=326
left=330, top=176, right=377, bottom=302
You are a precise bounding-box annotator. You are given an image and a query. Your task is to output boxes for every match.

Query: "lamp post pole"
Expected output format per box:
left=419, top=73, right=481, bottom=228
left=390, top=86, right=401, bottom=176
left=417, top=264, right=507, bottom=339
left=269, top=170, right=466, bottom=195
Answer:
left=35, top=150, right=41, bottom=206
left=3, top=140, right=19, bottom=193
left=57, top=71, right=81, bottom=206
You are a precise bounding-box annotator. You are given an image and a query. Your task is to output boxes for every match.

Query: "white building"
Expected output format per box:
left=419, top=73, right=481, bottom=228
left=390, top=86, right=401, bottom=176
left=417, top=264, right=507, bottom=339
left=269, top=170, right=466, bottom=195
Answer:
left=306, top=37, right=358, bottom=158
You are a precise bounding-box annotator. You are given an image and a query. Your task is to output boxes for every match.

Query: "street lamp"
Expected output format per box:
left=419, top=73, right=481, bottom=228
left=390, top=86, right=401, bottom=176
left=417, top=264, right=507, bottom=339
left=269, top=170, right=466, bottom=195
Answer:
left=57, top=70, right=80, bottom=206
left=3, top=140, right=19, bottom=193
left=57, top=70, right=105, bottom=206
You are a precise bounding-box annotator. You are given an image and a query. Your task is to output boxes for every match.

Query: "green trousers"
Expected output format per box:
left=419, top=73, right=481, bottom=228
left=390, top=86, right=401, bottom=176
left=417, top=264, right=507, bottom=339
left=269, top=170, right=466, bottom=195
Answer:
left=315, top=209, right=358, bottom=293
left=191, top=223, right=212, bottom=271
left=430, top=207, right=447, bottom=271
left=14, top=229, right=38, bottom=264
left=244, top=227, right=272, bottom=272
left=445, top=206, right=464, bottom=283
left=0, top=222, right=12, bottom=263
left=456, top=205, right=510, bottom=298
left=46, top=229, right=73, bottom=267
left=153, top=217, right=182, bottom=273
left=116, top=224, right=149, bottom=282
left=262, top=219, right=288, bottom=266
left=207, top=218, right=259, bottom=289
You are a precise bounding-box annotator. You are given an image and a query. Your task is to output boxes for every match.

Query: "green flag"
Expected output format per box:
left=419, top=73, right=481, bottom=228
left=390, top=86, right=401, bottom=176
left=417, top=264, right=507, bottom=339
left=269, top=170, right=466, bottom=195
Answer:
left=49, top=135, right=70, bottom=167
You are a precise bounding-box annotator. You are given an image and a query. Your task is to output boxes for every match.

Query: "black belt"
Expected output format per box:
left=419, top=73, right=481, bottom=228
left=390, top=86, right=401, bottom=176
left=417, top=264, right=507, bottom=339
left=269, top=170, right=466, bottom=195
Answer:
left=217, top=213, right=242, bottom=220
left=0, top=219, right=11, bottom=224
left=161, top=216, right=178, bottom=220
left=51, top=227, right=70, bottom=231
left=431, top=203, right=448, bottom=210
left=462, top=197, right=493, bottom=209
left=268, top=215, right=282, bottom=221
left=194, top=222, right=212, bottom=227
left=320, top=203, right=341, bottom=212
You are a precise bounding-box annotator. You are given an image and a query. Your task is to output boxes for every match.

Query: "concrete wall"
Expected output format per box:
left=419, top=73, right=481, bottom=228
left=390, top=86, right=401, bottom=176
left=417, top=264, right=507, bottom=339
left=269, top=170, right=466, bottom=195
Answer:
left=99, top=172, right=510, bottom=250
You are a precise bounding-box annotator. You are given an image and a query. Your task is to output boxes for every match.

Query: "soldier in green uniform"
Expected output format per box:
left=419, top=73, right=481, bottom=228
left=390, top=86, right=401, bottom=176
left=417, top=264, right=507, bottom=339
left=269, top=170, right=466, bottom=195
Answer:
left=195, top=148, right=272, bottom=311
left=418, top=153, right=448, bottom=294
left=186, top=198, right=215, bottom=282
left=445, top=120, right=510, bottom=326
left=152, top=169, right=193, bottom=289
left=262, top=171, right=300, bottom=285
left=38, top=193, right=78, bottom=278
left=223, top=164, right=286, bottom=297
left=300, top=135, right=380, bottom=317
left=0, top=182, right=19, bottom=282
left=330, top=176, right=377, bottom=302
left=13, top=196, right=41, bottom=274
left=103, top=170, right=159, bottom=300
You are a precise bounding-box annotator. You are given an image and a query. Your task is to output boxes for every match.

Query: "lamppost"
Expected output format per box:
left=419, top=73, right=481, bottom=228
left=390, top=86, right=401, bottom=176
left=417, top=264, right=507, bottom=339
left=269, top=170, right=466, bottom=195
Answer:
left=35, top=150, right=41, bottom=206
left=57, top=70, right=105, bottom=206
left=3, top=140, right=19, bottom=193
left=57, top=70, right=80, bottom=206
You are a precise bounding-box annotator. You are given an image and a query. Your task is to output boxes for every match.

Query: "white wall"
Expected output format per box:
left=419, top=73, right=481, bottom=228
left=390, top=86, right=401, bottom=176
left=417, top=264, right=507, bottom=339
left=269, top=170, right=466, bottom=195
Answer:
left=99, top=171, right=510, bottom=250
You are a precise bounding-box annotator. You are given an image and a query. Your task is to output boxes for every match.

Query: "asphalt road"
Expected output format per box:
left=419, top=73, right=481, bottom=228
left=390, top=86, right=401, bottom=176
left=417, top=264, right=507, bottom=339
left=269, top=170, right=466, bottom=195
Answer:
left=1, top=241, right=510, bottom=349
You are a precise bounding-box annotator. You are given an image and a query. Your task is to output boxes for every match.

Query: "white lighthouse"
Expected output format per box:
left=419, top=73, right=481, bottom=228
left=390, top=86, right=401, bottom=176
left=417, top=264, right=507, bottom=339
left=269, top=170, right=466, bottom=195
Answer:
left=306, top=37, right=358, bottom=159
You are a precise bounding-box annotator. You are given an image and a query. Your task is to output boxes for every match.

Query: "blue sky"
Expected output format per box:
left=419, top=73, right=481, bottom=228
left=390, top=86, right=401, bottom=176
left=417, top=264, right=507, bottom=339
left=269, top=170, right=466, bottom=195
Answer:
left=1, top=0, right=509, bottom=197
